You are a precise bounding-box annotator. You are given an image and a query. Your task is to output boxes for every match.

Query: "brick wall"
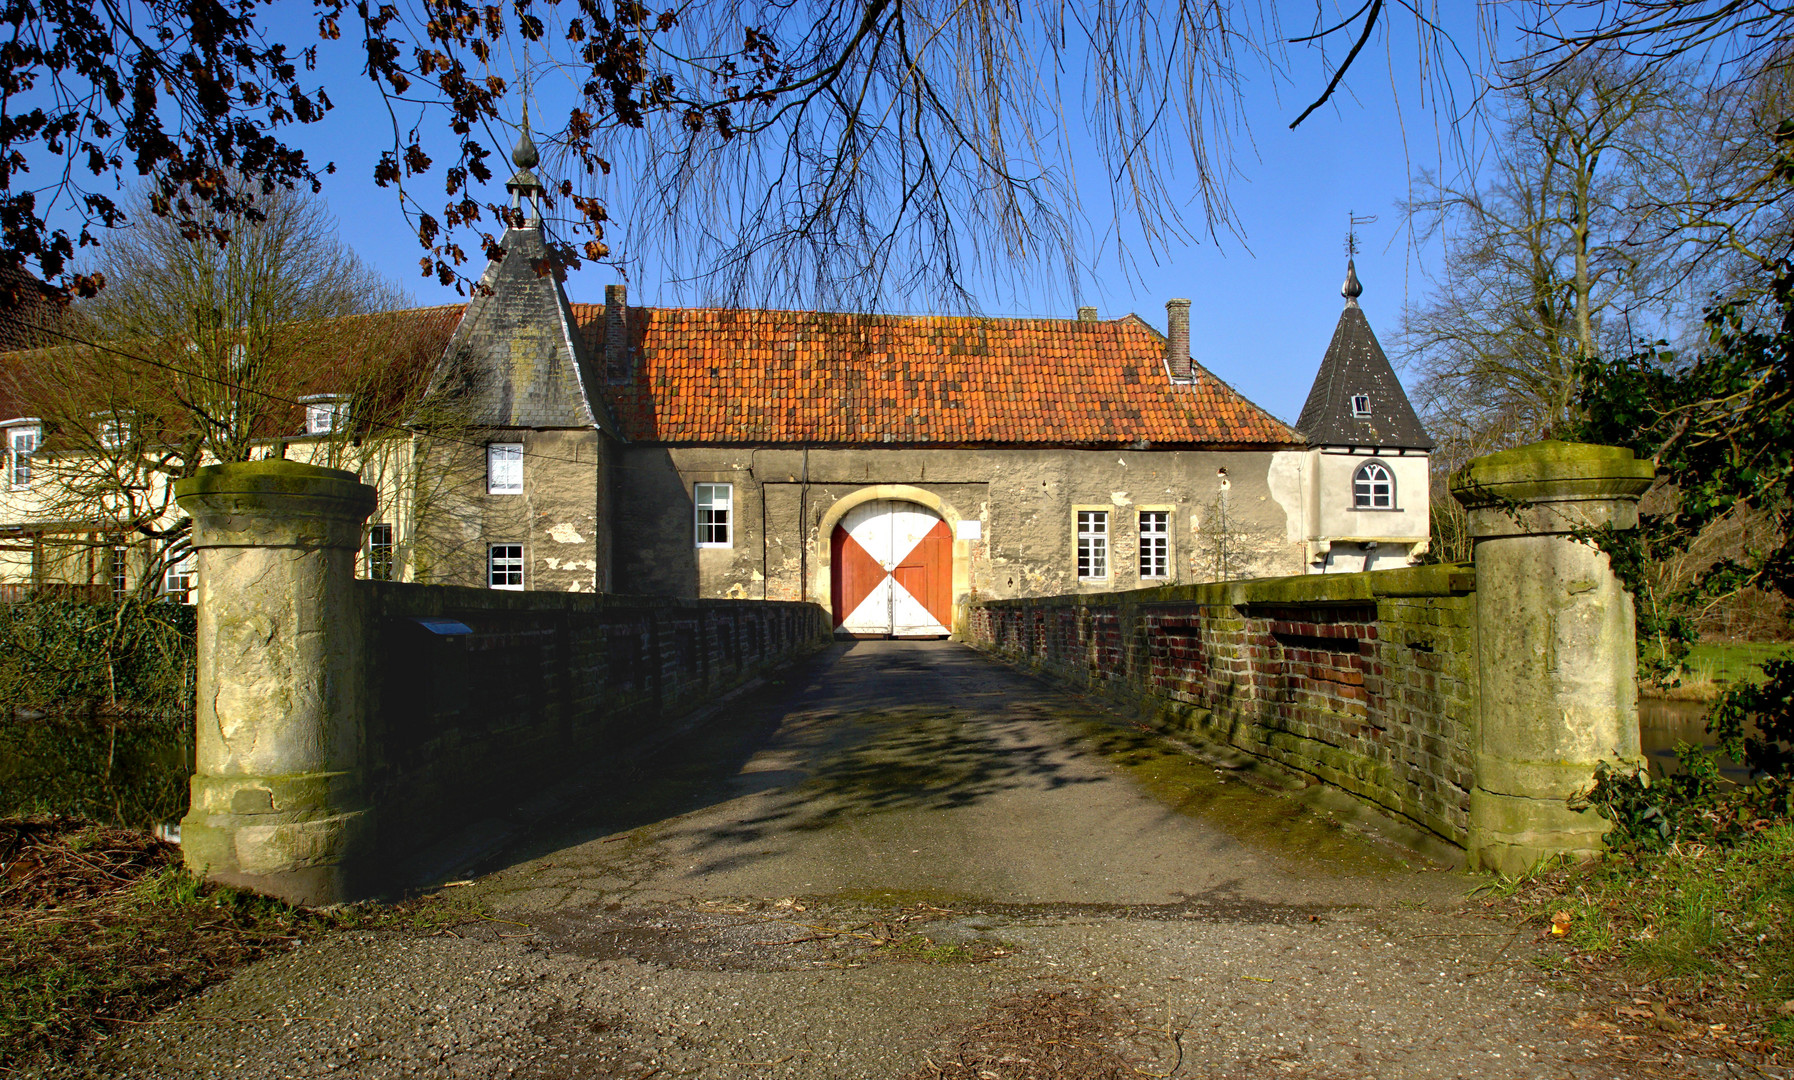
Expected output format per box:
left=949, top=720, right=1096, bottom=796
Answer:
left=359, top=582, right=830, bottom=870
left=968, top=564, right=1477, bottom=845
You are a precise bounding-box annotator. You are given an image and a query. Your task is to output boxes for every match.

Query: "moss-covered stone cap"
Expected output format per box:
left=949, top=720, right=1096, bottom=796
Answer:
left=174, top=459, right=374, bottom=508
left=1450, top=440, right=1654, bottom=507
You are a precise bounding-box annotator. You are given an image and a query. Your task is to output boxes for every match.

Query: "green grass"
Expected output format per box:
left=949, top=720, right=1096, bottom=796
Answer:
left=1513, top=825, right=1794, bottom=1043
left=1644, top=640, right=1792, bottom=695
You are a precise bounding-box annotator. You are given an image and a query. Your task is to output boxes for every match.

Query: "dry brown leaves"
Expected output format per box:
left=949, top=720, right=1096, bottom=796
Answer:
left=908, top=989, right=1165, bottom=1080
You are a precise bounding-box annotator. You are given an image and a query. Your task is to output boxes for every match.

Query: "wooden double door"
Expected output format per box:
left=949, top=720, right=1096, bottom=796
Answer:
left=830, top=500, right=953, bottom=637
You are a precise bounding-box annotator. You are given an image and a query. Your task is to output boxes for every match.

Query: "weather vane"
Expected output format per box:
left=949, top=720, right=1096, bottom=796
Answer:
left=1345, top=211, right=1378, bottom=258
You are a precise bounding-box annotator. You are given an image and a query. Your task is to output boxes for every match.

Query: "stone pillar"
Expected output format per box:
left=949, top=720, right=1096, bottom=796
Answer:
left=1450, top=441, right=1655, bottom=876
left=174, top=460, right=375, bottom=905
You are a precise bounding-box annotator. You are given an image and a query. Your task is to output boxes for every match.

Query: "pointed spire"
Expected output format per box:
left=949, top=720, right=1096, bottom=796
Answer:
left=1342, top=257, right=1363, bottom=307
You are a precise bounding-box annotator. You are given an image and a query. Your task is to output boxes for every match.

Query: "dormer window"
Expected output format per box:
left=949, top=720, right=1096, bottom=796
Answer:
left=302, top=395, right=349, bottom=435
left=88, top=410, right=130, bottom=448
left=1351, top=394, right=1371, bottom=417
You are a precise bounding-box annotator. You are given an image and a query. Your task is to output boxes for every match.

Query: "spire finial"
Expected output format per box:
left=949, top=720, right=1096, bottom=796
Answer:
left=512, top=98, right=539, bottom=170
left=1342, top=210, right=1374, bottom=307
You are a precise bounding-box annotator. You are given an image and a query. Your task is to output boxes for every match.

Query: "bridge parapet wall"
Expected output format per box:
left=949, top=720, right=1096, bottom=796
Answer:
left=172, top=459, right=829, bottom=905
left=972, top=440, right=1657, bottom=875
left=969, top=566, right=1479, bottom=846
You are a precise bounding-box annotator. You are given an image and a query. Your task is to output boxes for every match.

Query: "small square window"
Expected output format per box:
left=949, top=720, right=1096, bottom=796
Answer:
left=367, top=523, right=395, bottom=581
left=488, top=543, right=524, bottom=590
left=1139, top=511, right=1170, bottom=579
left=8, top=426, right=38, bottom=488
left=487, top=443, right=523, bottom=494
left=1077, top=510, right=1109, bottom=580
left=1351, top=394, right=1372, bottom=417
left=303, top=396, right=348, bottom=435
left=695, top=483, right=732, bottom=547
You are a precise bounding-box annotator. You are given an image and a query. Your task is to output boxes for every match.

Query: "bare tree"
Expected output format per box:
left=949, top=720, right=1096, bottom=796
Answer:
left=1399, top=57, right=1686, bottom=457
left=3, top=184, right=445, bottom=596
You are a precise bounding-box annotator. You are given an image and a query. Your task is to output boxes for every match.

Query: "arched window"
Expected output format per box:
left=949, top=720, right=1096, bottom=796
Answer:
left=1353, top=461, right=1394, bottom=509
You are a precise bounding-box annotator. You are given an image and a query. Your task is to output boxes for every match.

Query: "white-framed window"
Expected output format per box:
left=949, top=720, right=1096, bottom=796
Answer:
left=8, top=425, right=39, bottom=488
left=1077, top=510, right=1109, bottom=580
left=487, top=443, right=523, bottom=494
left=1351, top=393, right=1372, bottom=417
left=366, top=523, right=395, bottom=581
left=302, top=395, right=349, bottom=435
left=1139, top=510, right=1170, bottom=579
left=163, top=551, right=196, bottom=604
left=109, top=545, right=129, bottom=600
left=695, top=483, right=732, bottom=547
left=488, top=543, right=524, bottom=590
left=1353, top=460, right=1395, bottom=509
left=98, top=417, right=129, bottom=449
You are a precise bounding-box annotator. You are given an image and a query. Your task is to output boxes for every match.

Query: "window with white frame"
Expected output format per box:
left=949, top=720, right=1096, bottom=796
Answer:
left=1077, top=510, right=1109, bottom=580
left=487, top=443, right=523, bottom=494
left=1353, top=460, right=1395, bottom=509
left=8, top=425, right=38, bottom=487
left=366, top=523, right=395, bottom=581
left=1351, top=394, right=1372, bottom=417
left=488, top=543, right=524, bottom=589
left=109, top=545, right=129, bottom=600
left=695, top=483, right=732, bottom=547
left=163, top=551, right=196, bottom=604
left=1138, top=510, right=1170, bottom=579
left=98, top=417, right=129, bottom=449
left=303, top=395, right=349, bottom=435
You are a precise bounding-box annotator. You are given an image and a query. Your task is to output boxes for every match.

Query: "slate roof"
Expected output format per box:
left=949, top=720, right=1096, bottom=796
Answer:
left=422, top=226, right=618, bottom=434
left=567, top=306, right=1298, bottom=448
left=1294, top=291, right=1433, bottom=451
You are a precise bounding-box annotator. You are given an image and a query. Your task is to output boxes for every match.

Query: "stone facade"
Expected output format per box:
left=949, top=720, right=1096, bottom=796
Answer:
left=614, top=445, right=1313, bottom=604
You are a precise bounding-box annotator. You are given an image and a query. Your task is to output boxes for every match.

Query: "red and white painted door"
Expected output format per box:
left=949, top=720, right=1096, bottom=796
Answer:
left=831, top=500, right=953, bottom=637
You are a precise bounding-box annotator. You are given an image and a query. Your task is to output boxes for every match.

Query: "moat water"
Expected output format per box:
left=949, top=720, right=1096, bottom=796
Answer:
left=1639, top=695, right=1751, bottom=781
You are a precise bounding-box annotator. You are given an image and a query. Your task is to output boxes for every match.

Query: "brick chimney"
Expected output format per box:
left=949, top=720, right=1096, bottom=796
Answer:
left=604, top=283, right=628, bottom=382
left=1077, top=306, right=1098, bottom=322
left=1165, top=298, right=1192, bottom=381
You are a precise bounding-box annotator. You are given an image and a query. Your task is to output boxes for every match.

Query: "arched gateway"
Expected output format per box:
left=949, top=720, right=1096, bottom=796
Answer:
left=830, top=500, right=953, bottom=637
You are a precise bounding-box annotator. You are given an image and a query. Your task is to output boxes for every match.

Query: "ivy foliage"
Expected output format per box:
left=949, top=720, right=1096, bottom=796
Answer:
left=1569, top=268, right=1794, bottom=840
left=0, top=598, right=196, bottom=828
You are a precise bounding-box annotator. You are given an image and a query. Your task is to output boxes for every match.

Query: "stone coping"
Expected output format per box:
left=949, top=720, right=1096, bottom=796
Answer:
left=363, top=578, right=830, bottom=618
left=971, top=563, right=1474, bottom=611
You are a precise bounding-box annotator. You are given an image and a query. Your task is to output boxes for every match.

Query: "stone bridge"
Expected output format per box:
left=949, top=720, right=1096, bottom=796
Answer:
left=82, top=442, right=1673, bottom=1077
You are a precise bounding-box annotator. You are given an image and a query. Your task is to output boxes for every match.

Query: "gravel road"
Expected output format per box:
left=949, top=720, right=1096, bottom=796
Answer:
left=41, top=641, right=1765, bottom=1080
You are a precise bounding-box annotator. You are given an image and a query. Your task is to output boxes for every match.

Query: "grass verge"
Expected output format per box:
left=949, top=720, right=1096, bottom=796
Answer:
left=0, top=817, right=484, bottom=1075
left=1643, top=641, right=1791, bottom=699
left=1486, top=825, right=1794, bottom=1066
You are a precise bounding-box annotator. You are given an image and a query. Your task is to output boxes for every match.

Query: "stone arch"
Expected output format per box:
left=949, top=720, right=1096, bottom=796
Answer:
left=812, top=485, right=972, bottom=636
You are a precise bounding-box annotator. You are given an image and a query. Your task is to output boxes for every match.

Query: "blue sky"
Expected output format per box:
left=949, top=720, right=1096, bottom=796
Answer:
left=70, top=6, right=1496, bottom=426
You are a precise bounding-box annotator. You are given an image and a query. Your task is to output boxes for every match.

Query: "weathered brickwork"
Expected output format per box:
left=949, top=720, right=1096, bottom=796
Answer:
left=362, top=582, right=829, bottom=877
left=968, top=564, right=1477, bottom=845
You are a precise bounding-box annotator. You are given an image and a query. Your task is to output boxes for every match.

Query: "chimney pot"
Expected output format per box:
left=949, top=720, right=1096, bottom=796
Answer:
left=604, top=283, right=628, bottom=382
left=1165, top=298, right=1192, bottom=381
left=1077, top=306, right=1098, bottom=322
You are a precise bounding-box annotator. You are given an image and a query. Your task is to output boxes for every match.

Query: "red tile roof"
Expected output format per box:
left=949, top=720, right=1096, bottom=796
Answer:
left=572, top=306, right=1297, bottom=448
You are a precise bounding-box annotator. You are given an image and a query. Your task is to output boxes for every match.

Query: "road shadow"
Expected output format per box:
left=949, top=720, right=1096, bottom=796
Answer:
left=460, top=641, right=1105, bottom=881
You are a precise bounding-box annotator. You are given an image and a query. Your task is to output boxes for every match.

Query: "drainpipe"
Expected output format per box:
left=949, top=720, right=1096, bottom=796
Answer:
left=799, top=447, right=809, bottom=601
